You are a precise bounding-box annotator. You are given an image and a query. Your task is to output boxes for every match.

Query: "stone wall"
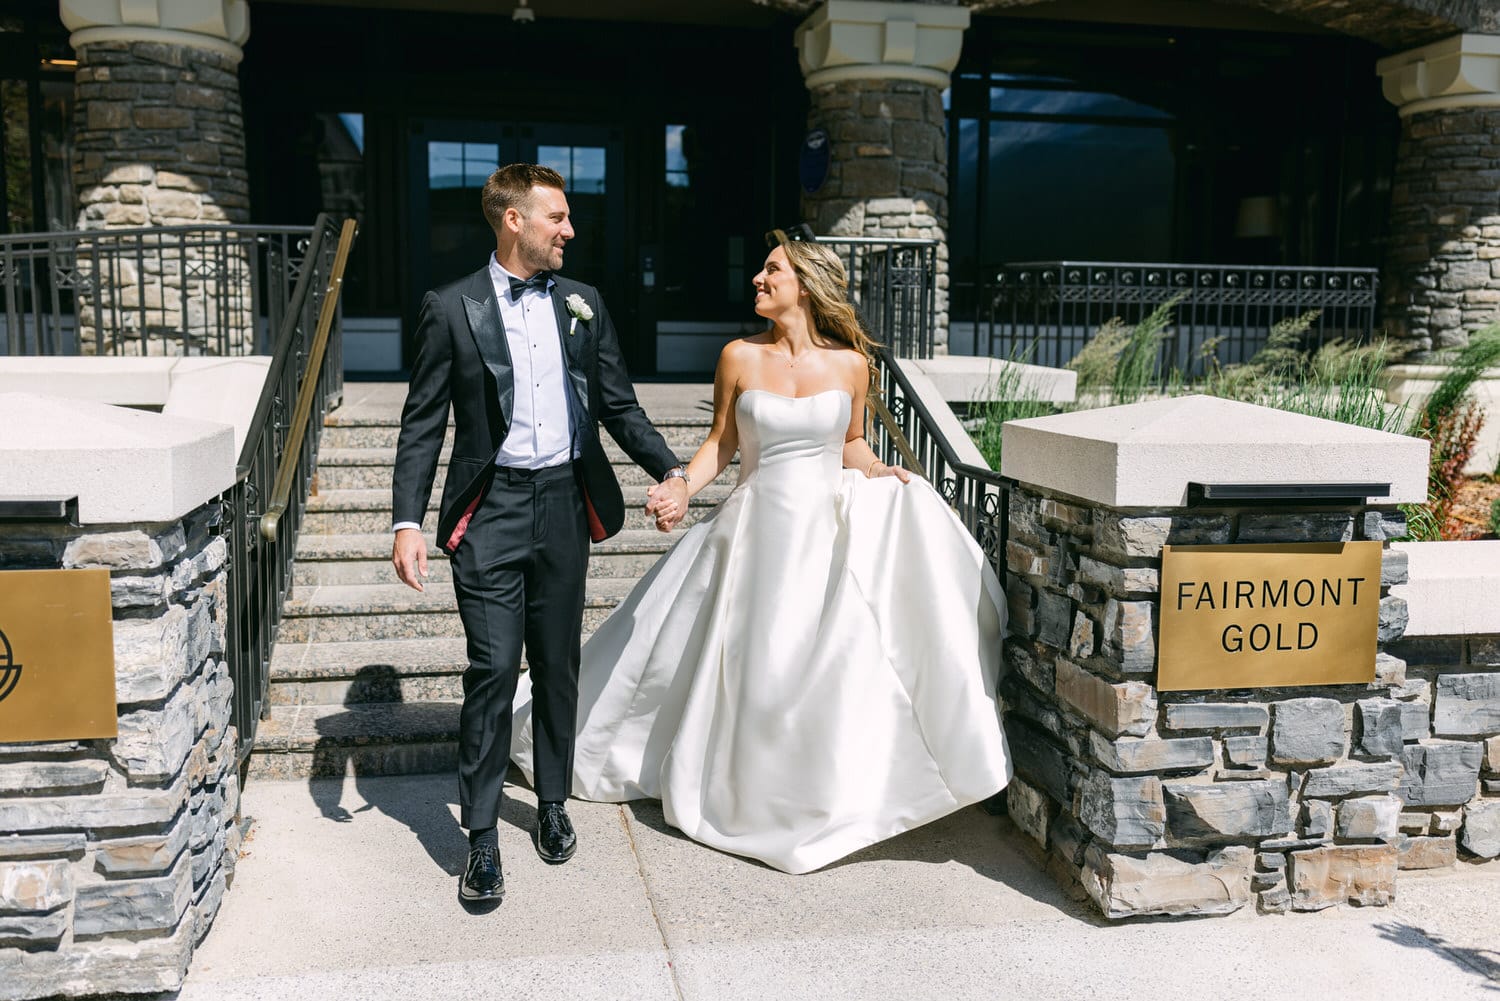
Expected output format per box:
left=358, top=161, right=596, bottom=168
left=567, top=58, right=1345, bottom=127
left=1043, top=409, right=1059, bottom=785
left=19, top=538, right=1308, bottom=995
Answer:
left=802, top=78, right=951, bottom=351
left=1383, top=106, right=1500, bottom=360
left=71, top=39, right=253, bottom=355
left=1001, top=489, right=1497, bottom=918
left=0, top=506, right=239, bottom=1000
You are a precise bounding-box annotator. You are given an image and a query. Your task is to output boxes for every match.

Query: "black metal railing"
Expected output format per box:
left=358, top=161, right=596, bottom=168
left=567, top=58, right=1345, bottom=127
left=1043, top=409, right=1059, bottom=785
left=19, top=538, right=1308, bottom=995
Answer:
left=0, top=221, right=339, bottom=384
left=222, top=215, right=356, bottom=764
left=817, top=237, right=938, bottom=359
left=868, top=346, right=1011, bottom=579
left=952, top=261, right=1379, bottom=376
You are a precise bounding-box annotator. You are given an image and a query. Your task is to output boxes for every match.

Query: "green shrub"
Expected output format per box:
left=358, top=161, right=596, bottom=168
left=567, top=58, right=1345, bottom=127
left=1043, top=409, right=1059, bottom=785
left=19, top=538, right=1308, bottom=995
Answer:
left=969, top=354, right=1056, bottom=469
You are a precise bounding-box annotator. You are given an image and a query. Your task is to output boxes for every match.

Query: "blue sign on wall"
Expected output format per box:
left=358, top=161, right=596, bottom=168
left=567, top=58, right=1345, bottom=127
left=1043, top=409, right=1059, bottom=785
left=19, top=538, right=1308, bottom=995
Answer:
left=799, top=128, right=831, bottom=194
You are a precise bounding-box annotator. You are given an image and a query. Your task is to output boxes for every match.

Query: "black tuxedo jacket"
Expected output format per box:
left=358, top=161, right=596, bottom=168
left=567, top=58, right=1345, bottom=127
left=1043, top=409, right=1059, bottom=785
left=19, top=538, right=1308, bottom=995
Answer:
left=392, top=266, right=680, bottom=553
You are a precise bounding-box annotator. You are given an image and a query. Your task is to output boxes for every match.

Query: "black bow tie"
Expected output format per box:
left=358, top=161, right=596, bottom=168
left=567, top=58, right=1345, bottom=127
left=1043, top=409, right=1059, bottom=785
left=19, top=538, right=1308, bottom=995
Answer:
left=508, top=272, right=552, bottom=298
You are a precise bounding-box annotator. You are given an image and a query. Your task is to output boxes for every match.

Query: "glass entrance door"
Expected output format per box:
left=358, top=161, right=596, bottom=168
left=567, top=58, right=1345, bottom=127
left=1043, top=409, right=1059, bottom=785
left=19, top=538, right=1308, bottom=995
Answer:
left=407, top=120, right=626, bottom=366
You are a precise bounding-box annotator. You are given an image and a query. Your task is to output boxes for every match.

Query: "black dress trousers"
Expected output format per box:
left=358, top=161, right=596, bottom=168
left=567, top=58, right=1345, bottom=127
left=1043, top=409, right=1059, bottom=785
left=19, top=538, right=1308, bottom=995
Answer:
left=448, top=462, right=589, bottom=830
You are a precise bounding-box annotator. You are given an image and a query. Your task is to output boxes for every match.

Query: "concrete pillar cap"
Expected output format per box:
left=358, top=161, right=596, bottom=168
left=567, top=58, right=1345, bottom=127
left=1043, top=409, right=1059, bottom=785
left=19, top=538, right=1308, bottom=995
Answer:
left=62, top=0, right=249, bottom=61
left=795, top=0, right=970, bottom=89
left=0, top=392, right=235, bottom=524
left=1376, top=32, right=1500, bottom=116
left=1000, top=394, right=1429, bottom=508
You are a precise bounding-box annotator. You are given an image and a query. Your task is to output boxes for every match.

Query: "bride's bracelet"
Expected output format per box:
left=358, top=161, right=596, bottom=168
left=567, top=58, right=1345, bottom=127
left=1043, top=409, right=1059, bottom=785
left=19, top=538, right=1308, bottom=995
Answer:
left=866, top=458, right=883, bottom=477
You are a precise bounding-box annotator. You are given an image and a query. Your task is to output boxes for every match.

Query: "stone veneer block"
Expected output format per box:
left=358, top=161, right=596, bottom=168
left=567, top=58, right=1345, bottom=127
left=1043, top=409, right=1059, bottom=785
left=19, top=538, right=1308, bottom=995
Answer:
left=1288, top=844, right=1397, bottom=910
left=1078, top=771, right=1166, bottom=849
left=1461, top=801, right=1500, bottom=858
left=1005, top=777, right=1053, bottom=848
left=1389, top=541, right=1500, bottom=637
left=1336, top=795, right=1403, bottom=841
left=1271, top=699, right=1347, bottom=766
left=1401, top=742, right=1483, bottom=807
left=0, top=394, right=233, bottom=524
left=1224, top=735, right=1268, bottom=768
left=1303, top=762, right=1405, bottom=798
left=1398, top=835, right=1458, bottom=869
left=1090, top=733, right=1214, bottom=774
left=1001, top=395, right=1428, bottom=507
left=1357, top=699, right=1406, bottom=758
left=1432, top=673, right=1500, bottom=737
left=1082, top=845, right=1253, bottom=919
left=1054, top=659, right=1156, bottom=737
left=1163, top=780, right=1294, bottom=841
left=1164, top=702, right=1269, bottom=732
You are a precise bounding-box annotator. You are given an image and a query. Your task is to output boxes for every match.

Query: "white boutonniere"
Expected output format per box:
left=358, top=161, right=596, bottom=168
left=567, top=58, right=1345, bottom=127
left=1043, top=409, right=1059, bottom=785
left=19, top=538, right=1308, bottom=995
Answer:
left=565, top=293, right=593, bottom=335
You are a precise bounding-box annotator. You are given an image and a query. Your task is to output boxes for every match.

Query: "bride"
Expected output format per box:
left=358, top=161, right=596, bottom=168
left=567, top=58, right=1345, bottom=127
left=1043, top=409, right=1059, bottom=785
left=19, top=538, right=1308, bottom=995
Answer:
left=513, top=231, right=1011, bottom=874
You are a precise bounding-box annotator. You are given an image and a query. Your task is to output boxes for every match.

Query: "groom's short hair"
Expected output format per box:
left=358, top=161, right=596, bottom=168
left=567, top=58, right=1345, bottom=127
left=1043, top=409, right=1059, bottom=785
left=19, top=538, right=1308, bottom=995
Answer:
left=482, top=163, right=567, bottom=232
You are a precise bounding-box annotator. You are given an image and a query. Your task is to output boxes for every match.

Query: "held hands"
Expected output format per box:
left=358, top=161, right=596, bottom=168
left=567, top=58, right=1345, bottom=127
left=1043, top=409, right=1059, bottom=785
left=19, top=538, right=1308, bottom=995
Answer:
left=645, top=477, right=690, bottom=533
left=392, top=528, right=429, bottom=591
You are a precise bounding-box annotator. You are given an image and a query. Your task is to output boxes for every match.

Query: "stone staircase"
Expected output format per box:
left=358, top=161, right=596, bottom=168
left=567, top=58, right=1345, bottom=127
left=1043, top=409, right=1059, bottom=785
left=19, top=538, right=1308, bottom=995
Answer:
left=246, top=383, right=718, bottom=780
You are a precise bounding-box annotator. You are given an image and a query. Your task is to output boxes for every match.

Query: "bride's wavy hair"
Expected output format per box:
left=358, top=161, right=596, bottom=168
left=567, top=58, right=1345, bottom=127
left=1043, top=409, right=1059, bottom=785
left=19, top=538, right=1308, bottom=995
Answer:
left=771, top=231, right=881, bottom=367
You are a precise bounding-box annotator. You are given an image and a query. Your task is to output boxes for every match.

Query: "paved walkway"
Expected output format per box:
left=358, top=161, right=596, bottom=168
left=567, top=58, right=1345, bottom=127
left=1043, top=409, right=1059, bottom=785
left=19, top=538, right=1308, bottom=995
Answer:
left=181, top=774, right=1500, bottom=1001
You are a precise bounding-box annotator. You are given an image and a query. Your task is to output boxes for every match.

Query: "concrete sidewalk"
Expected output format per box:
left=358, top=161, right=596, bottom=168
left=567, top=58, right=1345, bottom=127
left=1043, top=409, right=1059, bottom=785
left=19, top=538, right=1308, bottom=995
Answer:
left=177, top=773, right=1500, bottom=1001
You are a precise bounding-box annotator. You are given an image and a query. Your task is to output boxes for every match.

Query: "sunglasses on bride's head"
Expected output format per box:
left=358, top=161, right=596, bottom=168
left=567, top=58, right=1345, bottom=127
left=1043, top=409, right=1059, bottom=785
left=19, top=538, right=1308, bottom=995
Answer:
left=765, top=223, right=816, bottom=249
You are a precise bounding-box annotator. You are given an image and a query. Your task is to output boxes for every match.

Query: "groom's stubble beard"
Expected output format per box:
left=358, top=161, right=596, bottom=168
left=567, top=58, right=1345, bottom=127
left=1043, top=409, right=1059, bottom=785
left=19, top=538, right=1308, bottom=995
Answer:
left=517, top=217, right=564, bottom=274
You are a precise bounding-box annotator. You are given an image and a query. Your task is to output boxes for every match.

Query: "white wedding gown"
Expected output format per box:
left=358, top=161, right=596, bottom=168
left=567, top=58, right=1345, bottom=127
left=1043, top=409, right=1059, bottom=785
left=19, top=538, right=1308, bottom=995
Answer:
left=512, top=388, right=1011, bottom=874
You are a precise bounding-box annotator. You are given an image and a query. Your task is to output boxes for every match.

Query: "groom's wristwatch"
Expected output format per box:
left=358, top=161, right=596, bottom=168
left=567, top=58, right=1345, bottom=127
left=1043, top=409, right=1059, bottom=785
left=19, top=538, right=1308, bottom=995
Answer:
left=663, top=465, right=691, bottom=486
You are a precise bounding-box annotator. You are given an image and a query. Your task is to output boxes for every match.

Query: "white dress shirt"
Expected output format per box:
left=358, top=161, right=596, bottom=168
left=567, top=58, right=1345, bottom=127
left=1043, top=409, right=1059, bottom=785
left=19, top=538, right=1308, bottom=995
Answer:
left=392, top=255, right=577, bottom=533
left=488, top=256, right=576, bottom=469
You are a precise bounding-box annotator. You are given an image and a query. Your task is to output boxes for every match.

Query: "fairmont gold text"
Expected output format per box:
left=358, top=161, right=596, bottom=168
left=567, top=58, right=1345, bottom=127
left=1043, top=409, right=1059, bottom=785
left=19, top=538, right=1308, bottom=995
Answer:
left=1157, top=542, right=1382, bottom=691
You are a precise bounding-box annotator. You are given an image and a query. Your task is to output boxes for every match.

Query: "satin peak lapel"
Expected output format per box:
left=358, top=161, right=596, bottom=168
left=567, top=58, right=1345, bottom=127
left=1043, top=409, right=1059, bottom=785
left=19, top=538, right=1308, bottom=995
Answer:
left=462, top=291, right=514, bottom=431
left=551, top=286, right=590, bottom=415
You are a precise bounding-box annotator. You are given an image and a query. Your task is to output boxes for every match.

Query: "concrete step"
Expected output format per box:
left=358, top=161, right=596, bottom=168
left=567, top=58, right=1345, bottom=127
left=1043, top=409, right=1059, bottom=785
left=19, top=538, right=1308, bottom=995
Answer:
left=291, top=529, right=675, bottom=586
left=269, top=637, right=472, bottom=706
left=275, top=578, right=638, bottom=644
left=320, top=421, right=710, bottom=451
left=245, top=701, right=461, bottom=781
left=294, top=528, right=675, bottom=562
left=301, top=484, right=728, bottom=535
left=293, top=549, right=668, bottom=587
left=314, top=447, right=726, bottom=491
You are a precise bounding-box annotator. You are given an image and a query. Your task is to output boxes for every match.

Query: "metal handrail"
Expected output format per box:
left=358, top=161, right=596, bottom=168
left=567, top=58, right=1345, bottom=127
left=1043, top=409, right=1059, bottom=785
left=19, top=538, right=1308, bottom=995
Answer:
left=223, top=213, right=355, bottom=765
left=868, top=346, right=1012, bottom=578
left=236, top=219, right=337, bottom=473
left=260, top=219, right=358, bottom=541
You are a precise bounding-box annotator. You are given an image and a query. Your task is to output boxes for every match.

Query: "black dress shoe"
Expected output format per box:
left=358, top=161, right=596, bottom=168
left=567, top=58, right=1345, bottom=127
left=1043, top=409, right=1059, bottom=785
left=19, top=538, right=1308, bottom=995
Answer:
left=534, top=801, right=577, bottom=864
left=459, top=843, right=504, bottom=902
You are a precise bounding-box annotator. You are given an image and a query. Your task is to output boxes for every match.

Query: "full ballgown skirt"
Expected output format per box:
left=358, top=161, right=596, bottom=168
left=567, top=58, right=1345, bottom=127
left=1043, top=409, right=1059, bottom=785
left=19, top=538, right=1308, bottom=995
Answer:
left=512, top=388, right=1011, bottom=874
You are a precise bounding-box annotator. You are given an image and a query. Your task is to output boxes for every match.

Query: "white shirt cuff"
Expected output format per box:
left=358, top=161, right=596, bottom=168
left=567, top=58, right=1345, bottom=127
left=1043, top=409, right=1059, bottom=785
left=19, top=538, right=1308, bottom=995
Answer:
left=392, top=522, right=422, bottom=533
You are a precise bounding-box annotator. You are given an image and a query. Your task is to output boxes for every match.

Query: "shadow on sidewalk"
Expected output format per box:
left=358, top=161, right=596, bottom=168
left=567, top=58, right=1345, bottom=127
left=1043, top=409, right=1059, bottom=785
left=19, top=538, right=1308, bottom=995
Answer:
left=1376, top=922, right=1500, bottom=991
left=622, top=795, right=1087, bottom=918
left=306, top=666, right=477, bottom=878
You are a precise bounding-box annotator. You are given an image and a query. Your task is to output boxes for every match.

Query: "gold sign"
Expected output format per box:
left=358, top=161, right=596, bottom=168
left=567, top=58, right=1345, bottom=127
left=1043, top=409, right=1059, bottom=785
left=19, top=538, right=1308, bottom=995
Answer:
left=0, top=569, right=117, bottom=742
left=1158, top=541, right=1382, bottom=691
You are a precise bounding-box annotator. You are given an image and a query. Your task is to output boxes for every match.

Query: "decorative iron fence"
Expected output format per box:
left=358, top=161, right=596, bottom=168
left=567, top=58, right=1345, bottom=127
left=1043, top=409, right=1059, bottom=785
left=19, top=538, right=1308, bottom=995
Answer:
left=2, top=214, right=355, bottom=765
left=816, top=237, right=938, bottom=359
left=0, top=222, right=341, bottom=391
left=223, top=215, right=356, bottom=764
left=951, top=262, right=1379, bottom=377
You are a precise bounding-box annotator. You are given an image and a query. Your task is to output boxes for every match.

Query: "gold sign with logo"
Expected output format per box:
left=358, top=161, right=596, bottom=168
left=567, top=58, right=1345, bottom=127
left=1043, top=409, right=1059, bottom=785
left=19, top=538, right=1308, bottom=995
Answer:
left=0, top=569, right=117, bottom=742
left=1158, top=541, right=1382, bottom=691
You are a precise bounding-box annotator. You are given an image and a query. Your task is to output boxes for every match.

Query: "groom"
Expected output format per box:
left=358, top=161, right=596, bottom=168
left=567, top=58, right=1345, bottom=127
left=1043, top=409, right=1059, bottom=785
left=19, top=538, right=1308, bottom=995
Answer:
left=391, top=163, right=689, bottom=903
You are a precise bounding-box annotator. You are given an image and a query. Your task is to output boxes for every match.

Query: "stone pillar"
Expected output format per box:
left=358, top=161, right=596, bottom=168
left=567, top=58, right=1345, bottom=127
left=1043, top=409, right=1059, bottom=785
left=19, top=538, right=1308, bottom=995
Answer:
left=62, top=0, right=253, bottom=354
left=1377, top=34, right=1500, bottom=359
left=794, top=0, right=967, bottom=352
left=998, top=395, right=1437, bottom=918
left=0, top=393, right=239, bottom=997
